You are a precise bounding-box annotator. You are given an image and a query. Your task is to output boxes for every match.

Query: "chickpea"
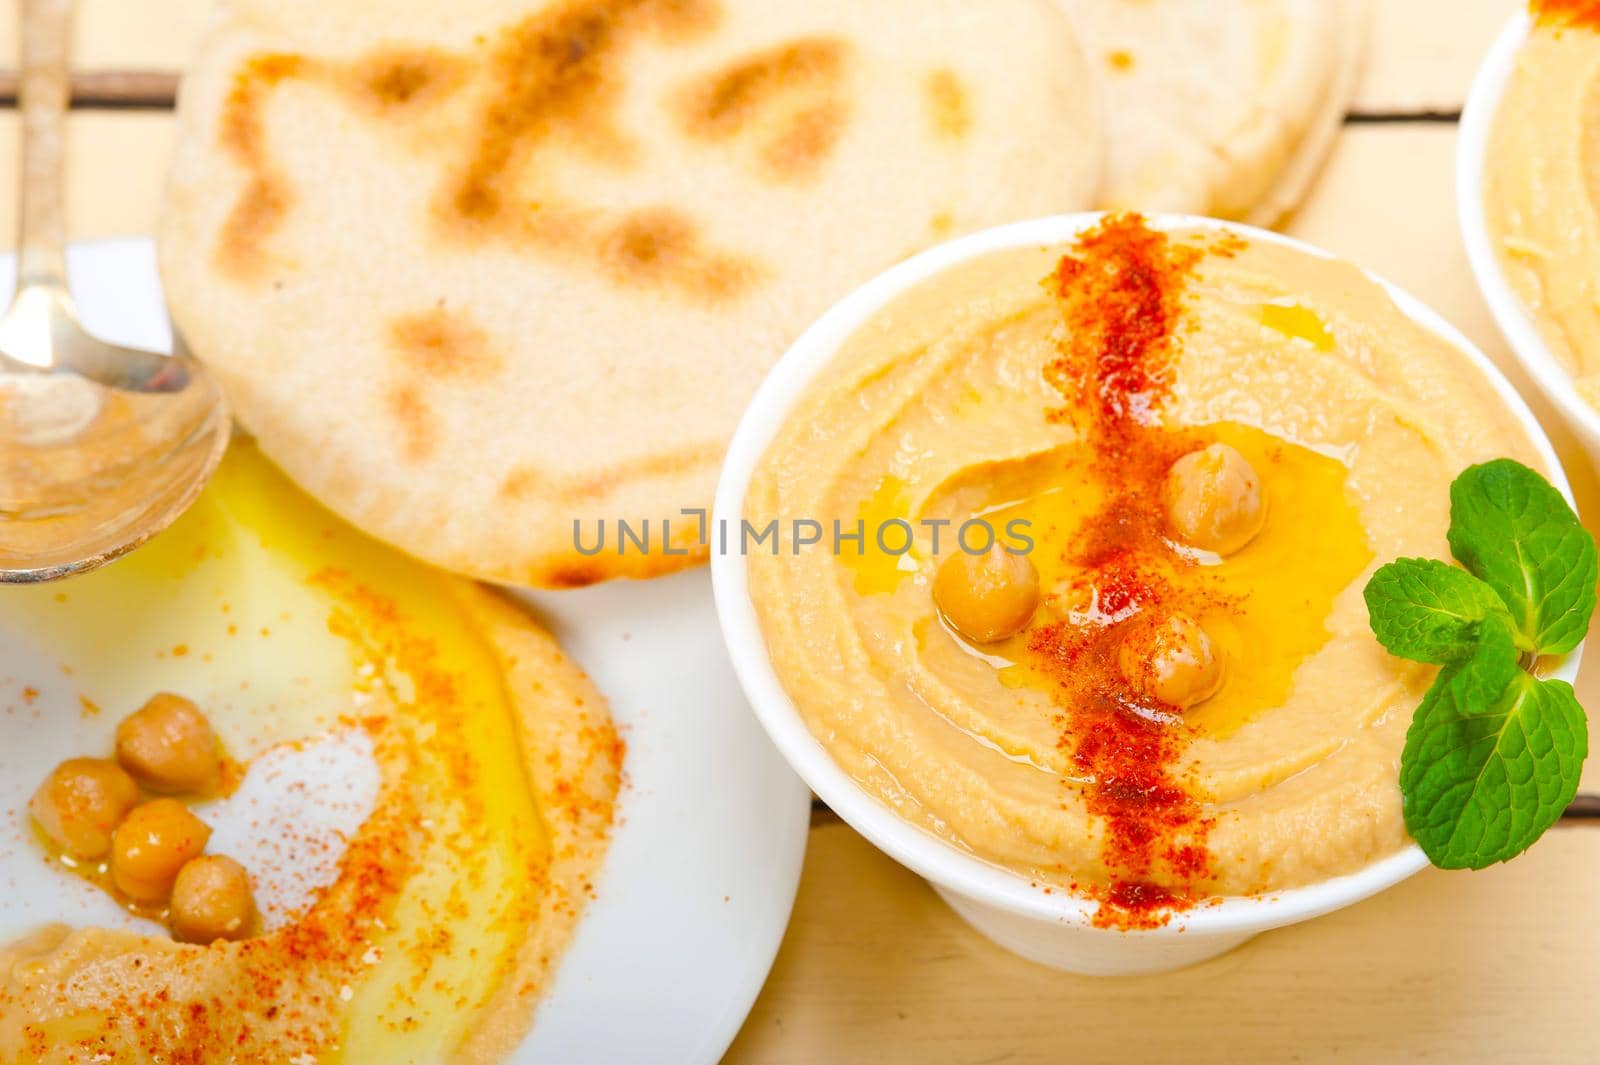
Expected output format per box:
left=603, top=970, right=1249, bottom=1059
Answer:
left=933, top=544, right=1041, bottom=644
left=1164, top=443, right=1266, bottom=555
left=170, top=855, right=257, bottom=944
left=111, top=799, right=212, bottom=903
left=115, top=693, right=223, bottom=795
left=29, top=758, right=141, bottom=860
left=1118, top=611, right=1225, bottom=711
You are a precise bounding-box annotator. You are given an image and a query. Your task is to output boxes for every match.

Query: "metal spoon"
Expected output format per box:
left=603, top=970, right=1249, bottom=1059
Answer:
left=0, top=0, right=228, bottom=582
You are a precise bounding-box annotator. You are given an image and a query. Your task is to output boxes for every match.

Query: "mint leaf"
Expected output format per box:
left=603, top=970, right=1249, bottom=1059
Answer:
left=1448, top=459, right=1597, bottom=655
left=1401, top=669, right=1587, bottom=869
left=1363, top=558, right=1518, bottom=663
left=1444, top=615, right=1522, bottom=714
left=1370, top=460, right=1591, bottom=871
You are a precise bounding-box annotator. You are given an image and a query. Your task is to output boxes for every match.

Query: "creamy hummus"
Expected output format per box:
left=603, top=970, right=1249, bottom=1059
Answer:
left=746, top=220, right=1540, bottom=918
left=1484, top=14, right=1600, bottom=408
left=0, top=447, right=621, bottom=1063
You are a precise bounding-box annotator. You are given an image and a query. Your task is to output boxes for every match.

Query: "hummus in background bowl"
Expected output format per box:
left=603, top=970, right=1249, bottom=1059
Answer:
left=712, top=213, right=1577, bottom=975
left=1461, top=6, right=1600, bottom=458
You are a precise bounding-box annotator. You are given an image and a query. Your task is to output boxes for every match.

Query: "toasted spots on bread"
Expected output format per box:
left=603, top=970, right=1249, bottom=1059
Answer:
left=502, top=435, right=721, bottom=512
left=389, top=309, right=502, bottom=379
left=447, top=2, right=646, bottom=222
left=758, top=98, right=850, bottom=182
left=216, top=174, right=294, bottom=282
left=443, top=0, right=724, bottom=222
left=542, top=561, right=609, bottom=589
left=215, top=53, right=306, bottom=281
left=678, top=38, right=847, bottom=139
left=385, top=383, right=438, bottom=463
left=675, top=37, right=852, bottom=183
left=534, top=540, right=709, bottom=586
left=343, top=49, right=468, bottom=112
left=924, top=68, right=972, bottom=140
left=563, top=440, right=722, bottom=503
left=641, top=0, right=723, bottom=38
left=498, top=466, right=545, bottom=501
left=216, top=0, right=766, bottom=303
left=429, top=0, right=762, bottom=300
left=216, top=50, right=464, bottom=280
left=599, top=208, right=761, bottom=300
left=503, top=440, right=721, bottom=514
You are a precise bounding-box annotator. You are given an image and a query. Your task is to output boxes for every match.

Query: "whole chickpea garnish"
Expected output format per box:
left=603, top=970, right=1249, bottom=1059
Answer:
left=1164, top=443, right=1267, bottom=556
left=111, top=798, right=212, bottom=903
left=1118, top=611, right=1225, bottom=711
left=171, top=855, right=257, bottom=944
left=115, top=693, right=223, bottom=795
left=29, top=758, right=140, bottom=860
left=933, top=544, right=1041, bottom=644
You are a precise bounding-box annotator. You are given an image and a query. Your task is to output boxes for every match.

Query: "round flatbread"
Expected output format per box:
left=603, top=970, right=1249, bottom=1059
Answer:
left=1060, top=0, right=1368, bottom=225
left=159, top=0, right=1104, bottom=587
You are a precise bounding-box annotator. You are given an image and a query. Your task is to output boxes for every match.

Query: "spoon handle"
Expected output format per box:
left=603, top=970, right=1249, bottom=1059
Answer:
left=15, top=0, right=72, bottom=292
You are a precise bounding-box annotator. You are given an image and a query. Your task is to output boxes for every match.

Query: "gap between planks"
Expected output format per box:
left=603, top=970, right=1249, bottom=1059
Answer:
left=0, top=70, right=179, bottom=109
left=0, top=70, right=1469, bottom=121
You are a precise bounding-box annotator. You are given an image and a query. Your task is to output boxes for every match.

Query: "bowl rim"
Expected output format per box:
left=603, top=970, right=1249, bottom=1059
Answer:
left=710, top=211, right=1579, bottom=937
left=1457, top=12, right=1600, bottom=452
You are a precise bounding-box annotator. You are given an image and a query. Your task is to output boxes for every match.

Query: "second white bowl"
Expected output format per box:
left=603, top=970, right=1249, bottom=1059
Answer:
left=1459, top=13, right=1600, bottom=460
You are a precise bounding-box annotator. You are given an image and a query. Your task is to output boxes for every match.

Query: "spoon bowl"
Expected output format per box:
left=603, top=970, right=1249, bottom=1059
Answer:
left=0, top=286, right=229, bottom=581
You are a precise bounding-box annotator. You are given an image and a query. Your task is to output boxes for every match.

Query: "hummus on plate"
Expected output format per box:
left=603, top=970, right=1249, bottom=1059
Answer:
left=746, top=216, right=1540, bottom=926
left=0, top=445, right=621, bottom=1063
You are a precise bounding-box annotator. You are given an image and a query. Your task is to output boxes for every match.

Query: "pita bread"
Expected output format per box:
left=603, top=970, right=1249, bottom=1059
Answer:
left=159, top=0, right=1104, bottom=587
left=1060, top=0, right=1368, bottom=225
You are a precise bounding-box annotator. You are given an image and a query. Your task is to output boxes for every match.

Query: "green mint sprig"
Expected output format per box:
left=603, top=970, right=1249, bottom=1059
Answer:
left=1364, top=459, right=1595, bottom=870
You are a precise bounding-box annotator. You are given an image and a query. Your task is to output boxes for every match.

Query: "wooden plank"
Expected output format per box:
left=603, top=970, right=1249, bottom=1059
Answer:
left=0, top=0, right=211, bottom=71
left=0, top=70, right=179, bottom=109
left=0, top=112, right=176, bottom=243
left=1353, top=0, right=1516, bottom=116
left=726, top=822, right=1600, bottom=1065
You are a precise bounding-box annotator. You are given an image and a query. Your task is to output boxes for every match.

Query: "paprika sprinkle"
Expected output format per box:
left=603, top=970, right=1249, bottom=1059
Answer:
left=1531, top=0, right=1600, bottom=30
left=1025, top=213, right=1230, bottom=928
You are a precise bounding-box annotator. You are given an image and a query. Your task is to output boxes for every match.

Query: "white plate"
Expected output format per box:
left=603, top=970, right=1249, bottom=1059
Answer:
left=0, top=239, right=809, bottom=1064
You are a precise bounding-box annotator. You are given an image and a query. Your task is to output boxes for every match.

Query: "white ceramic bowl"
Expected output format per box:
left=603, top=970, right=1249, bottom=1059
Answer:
left=710, top=213, right=1580, bottom=976
left=1459, top=13, right=1600, bottom=460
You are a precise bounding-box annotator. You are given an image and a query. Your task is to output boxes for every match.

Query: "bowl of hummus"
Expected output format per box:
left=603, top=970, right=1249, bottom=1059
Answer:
left=711, top=211, right=1576, bottom=975
left=1461, top=3, right=1600, bottom=457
